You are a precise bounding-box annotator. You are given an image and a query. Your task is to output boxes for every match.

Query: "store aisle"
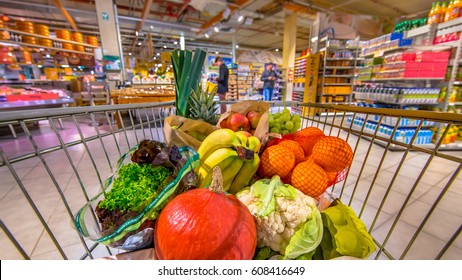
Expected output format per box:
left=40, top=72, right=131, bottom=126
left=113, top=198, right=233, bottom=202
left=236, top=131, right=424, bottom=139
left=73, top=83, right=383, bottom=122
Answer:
left=0, top=120, right=461, bottom=260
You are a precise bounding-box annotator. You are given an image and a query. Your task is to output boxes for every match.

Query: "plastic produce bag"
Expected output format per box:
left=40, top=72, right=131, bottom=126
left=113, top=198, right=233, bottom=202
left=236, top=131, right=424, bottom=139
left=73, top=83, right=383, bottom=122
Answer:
left=73, top=144, right=200, bottom=250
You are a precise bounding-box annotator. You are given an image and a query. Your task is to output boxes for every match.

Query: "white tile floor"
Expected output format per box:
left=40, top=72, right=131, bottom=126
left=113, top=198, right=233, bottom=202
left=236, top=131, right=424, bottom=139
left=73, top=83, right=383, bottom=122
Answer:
left=0, top=114, right=461, bottom=260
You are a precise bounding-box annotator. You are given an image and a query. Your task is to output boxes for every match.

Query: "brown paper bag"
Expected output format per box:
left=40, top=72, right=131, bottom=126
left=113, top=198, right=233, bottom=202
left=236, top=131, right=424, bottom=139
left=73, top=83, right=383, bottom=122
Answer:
left=164, top=115, right=218, bottom=150
left=216, top=100, right=270, bottom=142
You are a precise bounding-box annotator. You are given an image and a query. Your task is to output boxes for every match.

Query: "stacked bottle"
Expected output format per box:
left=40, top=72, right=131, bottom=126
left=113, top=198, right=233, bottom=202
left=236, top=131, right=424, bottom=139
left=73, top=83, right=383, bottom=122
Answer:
left=428, top=1, right=462, bottom=24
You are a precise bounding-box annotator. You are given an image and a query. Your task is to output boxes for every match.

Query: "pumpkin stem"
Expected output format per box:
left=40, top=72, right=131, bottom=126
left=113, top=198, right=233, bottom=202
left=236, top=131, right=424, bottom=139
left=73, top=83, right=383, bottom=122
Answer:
left=210, top=166, right=224, bottom=193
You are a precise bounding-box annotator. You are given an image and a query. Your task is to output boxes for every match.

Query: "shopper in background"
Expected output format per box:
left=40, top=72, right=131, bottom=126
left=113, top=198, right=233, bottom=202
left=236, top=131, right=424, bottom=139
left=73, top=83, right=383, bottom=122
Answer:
left=213, top=56, right=229, bottom=113
left=260, top=62, right=278, bottom=101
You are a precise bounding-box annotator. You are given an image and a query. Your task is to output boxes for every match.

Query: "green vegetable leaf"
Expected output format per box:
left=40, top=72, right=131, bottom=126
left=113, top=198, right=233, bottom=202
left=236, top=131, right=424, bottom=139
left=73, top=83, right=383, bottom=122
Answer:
left=284, top=206, right=323, bottom=259
left=98, top=164, right=172, bottom=212
left=321, top=199, right=376, bottom=259
left=251, top=176, right=298, bottom=217
left=253, top=247, right=279, bottom=260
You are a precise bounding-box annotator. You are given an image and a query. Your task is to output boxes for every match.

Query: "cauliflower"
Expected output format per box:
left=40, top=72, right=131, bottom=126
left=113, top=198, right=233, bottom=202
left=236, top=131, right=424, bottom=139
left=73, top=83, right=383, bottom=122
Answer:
left=236, top=176, right=322, bottom=259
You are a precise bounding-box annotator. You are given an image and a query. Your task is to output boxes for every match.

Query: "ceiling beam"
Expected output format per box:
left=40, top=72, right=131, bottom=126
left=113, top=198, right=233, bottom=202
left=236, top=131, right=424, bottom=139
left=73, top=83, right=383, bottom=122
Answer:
left=51, top=0, right=79, bottom=31
left=198, top=0, right=253, bottom=34
left=130, top=0, right=153, bottom=53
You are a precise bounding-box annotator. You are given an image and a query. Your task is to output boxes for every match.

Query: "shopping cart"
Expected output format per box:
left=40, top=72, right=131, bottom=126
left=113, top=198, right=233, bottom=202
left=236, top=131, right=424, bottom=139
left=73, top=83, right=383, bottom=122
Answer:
left=0, top=101, right=460, bottom=260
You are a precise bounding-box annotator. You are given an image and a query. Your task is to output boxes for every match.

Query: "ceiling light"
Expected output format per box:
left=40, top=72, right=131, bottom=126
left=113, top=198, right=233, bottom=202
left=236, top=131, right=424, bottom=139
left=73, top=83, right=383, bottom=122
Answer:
left=138, top=42, right=142, bottom=45
left=156, top=52, right=160, bottom=56
left=173, top=41, right=178, bottom=45
left=204, top=33, right=210, bottom=38
left=163, top=45, right=167, bottom=48
left=158, top=63, right=162, bottom=67
left=45, top=54, right=51, bottom=58
left=235, top=45, right=239, bottom=49
left=215, top=51, right=219, bottom=54
left=223, top=7, right=231, bottom=19
left=238, top=15, right=244, bottom=22
left=135, top=30, right=139, bottom=36
left=61, top=65, right=70, bottom=68
left=275, top=48, right=279, bottom=52
left=37, top=65, right=43, bottom=68
left=214, top=26, right=219, bottom=32
left=128, top=52, right=132, bottom=55
left=150, top=25, right=154, bottom=29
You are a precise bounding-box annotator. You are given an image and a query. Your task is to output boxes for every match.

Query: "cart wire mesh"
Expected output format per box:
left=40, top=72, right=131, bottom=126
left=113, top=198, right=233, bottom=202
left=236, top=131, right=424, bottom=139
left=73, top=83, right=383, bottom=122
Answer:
left=0, top=101, right=461, bottom=260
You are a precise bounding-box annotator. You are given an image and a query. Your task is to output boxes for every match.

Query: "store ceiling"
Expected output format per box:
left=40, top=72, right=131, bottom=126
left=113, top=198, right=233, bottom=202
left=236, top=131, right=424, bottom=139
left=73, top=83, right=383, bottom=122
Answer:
left=0, top=0, right=435, bottom=56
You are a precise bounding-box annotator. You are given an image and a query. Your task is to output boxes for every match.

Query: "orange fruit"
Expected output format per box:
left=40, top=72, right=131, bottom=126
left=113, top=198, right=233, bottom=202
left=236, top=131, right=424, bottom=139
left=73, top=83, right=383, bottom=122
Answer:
left=326, top=171, right=338, bottom=186
left=312, top=136, right=353, bottom=172
left=291, top=161, right=328, bottom=198
left=278, top=140, right=305, bottom=164
left=296, top=127, right=325, bottom=156
left=258, top=145, right=295, bottom=178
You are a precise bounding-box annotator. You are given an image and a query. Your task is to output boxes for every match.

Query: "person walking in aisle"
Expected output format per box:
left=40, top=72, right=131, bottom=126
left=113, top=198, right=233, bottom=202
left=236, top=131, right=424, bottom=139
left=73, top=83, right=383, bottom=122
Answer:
left=213, top=56, right=229, bottom=113
left=260, top=62, right=278, bottom=101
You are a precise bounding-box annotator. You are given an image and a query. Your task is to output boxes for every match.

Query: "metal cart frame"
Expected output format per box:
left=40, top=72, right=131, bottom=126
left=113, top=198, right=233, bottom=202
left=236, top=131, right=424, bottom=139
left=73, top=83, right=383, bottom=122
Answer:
left=0, top=101, right=460, bottom=260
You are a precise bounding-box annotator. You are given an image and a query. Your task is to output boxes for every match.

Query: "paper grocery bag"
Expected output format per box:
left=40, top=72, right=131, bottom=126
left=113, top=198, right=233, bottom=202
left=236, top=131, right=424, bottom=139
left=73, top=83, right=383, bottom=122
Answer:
left=164, top=116, right=218, bottom=150
left=216, top=100, right=270, bottom=143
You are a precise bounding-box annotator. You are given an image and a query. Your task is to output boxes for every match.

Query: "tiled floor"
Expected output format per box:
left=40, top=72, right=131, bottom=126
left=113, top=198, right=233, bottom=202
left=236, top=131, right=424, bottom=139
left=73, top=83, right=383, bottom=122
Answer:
left=0, top=113, right=461, bottom=260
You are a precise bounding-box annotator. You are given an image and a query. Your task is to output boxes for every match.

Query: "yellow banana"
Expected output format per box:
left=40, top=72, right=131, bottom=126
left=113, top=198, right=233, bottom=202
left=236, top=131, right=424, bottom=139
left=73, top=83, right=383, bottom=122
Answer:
left=221, top=158, right=245, bottom=192
left=197, top=148, right=237, bottom=188
left=247, top=136, right=261, bottom=153
left=235, top=132, right=248, bottom=146
left=235, top=131, right=260, bottom=153
left=228, top=154, right=260, bottom=195
left=197, top=129, right=242, bottom=161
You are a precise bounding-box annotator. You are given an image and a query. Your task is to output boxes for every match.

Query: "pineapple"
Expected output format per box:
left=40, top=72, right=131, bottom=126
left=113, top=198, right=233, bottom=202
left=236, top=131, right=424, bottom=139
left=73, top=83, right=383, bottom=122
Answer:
left=188, top=86, right=219, bottom=125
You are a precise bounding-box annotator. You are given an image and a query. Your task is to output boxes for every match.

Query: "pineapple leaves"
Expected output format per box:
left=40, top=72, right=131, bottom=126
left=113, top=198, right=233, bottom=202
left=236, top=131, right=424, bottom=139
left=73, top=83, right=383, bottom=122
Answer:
left=188, top=86, right=219, bottom=125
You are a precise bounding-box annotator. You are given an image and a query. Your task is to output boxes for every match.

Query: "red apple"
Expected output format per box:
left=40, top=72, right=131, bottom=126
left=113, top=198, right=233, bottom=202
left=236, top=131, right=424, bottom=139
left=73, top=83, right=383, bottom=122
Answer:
left=227, top=113, right=251, bottom=132
left=246, top=111, right=262, bottom=130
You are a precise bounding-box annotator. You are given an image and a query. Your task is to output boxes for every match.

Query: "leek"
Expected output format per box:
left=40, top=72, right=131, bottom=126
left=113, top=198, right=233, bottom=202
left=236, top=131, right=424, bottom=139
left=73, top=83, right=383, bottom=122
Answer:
left=171, top=48, right=207, bottom=117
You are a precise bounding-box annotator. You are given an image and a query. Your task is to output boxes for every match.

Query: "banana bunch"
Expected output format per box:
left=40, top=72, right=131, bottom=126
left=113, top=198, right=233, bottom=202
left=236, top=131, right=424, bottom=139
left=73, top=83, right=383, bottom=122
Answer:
left=196, top=129, right=260, bottom=194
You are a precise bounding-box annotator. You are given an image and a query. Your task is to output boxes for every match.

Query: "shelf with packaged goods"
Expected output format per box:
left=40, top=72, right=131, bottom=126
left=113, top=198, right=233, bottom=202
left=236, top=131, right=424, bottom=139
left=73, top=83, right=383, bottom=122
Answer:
left=354, top=97, right=440, bottom=106
left=0, top=40, right=95, bottom=56
left=0, top=28, right=99, bottom=48
left=323, top=83, right=353, bottom=86
left=326, top=58, right=357, bottom=61
left=319, top=92, right=352, bottom=96
left=319, top=74, right=354, bottom=78
left=323, top=66, right=355, bottom=70
left=354, top=117, right=436, bottom=128
left=359, top=77, right=446, bottom=82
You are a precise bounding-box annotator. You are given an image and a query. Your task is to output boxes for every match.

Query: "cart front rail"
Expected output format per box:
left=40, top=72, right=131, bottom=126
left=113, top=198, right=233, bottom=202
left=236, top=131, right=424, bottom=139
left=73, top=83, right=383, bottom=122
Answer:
left=0, top=101, right=460, bottom=260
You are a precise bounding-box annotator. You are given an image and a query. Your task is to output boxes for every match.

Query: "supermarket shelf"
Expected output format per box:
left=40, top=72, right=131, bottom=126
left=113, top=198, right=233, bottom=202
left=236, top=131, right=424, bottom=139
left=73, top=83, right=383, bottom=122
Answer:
left=319, top=74, right=354, bottom=78
left=364, top=118, right=435, bottom=128
left=319, top=47, right=360, bottom=52
left=437, top=16, right=462, bottom=30
left=356, top=134, right=462, bottom=151
left=132, top=83, right=174, bottom=86
left=323, top=66, right=355, bottom=70
left=405, top=24, right=432, bottom=38
left=0, top=98, right=75, bottom=110
left=319, top=92, right=352, bottom=96
left=354, top=96, right=440, bottom=106
left=360, top=77, right=445, bottom=82
left=0, top=40, right=94, bottom=56
left=453, top=81, right=462, bottom=85
left=448, top=102, right=462, bottom=106
left=294, top=78, right=306, bottom=83
left=326, top=58, right=356, bottom=61
left=320, top=112, right=354, bottom=117
left=324, top=83, right=353, bottom=86
left=0, top=28, right=99, bottom=48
